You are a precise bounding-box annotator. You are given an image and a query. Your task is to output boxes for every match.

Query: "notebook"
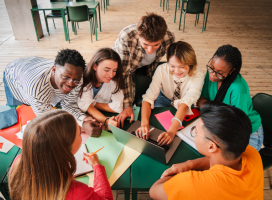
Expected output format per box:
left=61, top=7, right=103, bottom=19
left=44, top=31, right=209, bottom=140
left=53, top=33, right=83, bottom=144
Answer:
left=176, top=118, right=200, bottom=150
left=74, top=144, right=93, bottom=177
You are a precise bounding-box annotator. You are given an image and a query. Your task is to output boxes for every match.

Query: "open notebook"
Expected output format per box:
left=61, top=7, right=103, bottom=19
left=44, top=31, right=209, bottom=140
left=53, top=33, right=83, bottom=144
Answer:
left=176, top=118, right=200, bottom=151
left=74, top=144, right=93, bottom=177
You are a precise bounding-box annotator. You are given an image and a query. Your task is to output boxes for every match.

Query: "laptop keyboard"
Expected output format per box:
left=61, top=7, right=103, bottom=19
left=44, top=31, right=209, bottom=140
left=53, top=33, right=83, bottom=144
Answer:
left=131, top=131, right=170, bottom=153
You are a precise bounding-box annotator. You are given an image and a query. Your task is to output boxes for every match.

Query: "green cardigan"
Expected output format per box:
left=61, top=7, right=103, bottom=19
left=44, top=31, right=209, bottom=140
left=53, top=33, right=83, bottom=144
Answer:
left=201, top=71, right=261, bottom=133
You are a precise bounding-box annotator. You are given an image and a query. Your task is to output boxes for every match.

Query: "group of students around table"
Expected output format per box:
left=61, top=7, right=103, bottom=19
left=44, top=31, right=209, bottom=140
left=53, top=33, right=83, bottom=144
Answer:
left=4, top=13, right=264, bottom=200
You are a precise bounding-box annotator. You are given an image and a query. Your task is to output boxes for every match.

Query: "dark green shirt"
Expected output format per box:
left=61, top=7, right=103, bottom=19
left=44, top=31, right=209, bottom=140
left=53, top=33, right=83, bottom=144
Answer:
left=201, top=71, right=261, bottom=133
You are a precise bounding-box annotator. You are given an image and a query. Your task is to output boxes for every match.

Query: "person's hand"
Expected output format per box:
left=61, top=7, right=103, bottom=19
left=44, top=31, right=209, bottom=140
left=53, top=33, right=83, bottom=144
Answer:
left=83, top=121, right=102, bottom=137
left=136, top=124, right=150, bottom=140
left=83, top=153, right=100, bottom=167
left=161, top=162, right=191, bottom=178
left=196, top=97, right=207, bottom=107
left=106, top=116, right=117, bottom=130
left=83, top=115, right=96, bottom=122
left=157, top=131, right=175, bottom=146
left=116, top=107, right=134, bottom=128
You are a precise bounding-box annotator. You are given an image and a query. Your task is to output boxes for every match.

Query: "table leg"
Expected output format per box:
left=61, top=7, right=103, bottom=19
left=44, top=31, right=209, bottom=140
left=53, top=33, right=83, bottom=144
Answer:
left=204, top=2, right=210, bottom=31
left=178, top=2, right=185, bottom=30
left=98, top=3, right=101, bottom=32
left=31, top=10, right=39, bottom=41
left=43, top=10, right=50, bottom=36
left=94, top=10, right=98, bottom=41
left=132, top=189, right=138, bottom=200
left=174, top=0, right=178, bottom=23
left=61, top=10, right=69, bottom=41
left=163, top=0, right=165, bottom=11
left=124, top=189, right=130, bottom=200
left=103, top=0, right=106, bottom=14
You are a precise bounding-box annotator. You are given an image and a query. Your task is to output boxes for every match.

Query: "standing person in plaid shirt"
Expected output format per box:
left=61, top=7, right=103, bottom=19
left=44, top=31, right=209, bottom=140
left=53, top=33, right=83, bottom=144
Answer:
left=113, top=13, right=175, bottom=127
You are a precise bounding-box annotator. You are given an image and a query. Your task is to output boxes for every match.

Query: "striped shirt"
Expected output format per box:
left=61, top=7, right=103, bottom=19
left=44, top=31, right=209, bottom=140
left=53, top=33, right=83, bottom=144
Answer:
left=4, top=56, right=87, bottom=125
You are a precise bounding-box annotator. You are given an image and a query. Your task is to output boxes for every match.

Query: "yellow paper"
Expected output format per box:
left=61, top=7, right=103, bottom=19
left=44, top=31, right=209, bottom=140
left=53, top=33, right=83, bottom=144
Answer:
left=87, top=145, right=140, bottom=187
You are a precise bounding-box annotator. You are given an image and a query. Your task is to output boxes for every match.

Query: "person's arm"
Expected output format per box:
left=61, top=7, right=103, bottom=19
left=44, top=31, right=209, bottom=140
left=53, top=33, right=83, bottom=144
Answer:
left=197, top=97, right=208, bottom=107
left=83, top=154, right=113, bottom=200
left=157, top=103, right=188, bottom=145
left=136, top=101, right=152, bottom=140
left=149, top=176, right=172, bottom=200
left=161, top=156, right=210, bottom=178
left=95, top=103, right=116, bottom=113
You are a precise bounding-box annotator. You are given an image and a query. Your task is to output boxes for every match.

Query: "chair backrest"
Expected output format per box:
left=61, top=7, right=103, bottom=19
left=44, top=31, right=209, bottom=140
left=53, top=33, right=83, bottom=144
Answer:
left=51, top=0, right=68, bottom=15
left=66, top=5, right=89, bottom=22
left=186, top=0, right=206, bottom=14
left=252, top=93, right=272, bottom=133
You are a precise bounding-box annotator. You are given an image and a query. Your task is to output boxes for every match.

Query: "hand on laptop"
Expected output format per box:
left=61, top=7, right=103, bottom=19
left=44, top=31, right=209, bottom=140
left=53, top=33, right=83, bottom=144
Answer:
left=136, top=124, right=150, bottom=140
left=116, top=107, right=135, bottom=128
left=157, top=131, right=175, bottom=145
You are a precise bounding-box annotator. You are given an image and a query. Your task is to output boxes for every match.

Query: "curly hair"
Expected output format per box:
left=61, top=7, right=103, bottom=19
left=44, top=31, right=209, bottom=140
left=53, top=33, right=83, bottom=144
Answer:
left=54, top=49, right=86, bottom=70
left=137, top=13, right=167, bottom=42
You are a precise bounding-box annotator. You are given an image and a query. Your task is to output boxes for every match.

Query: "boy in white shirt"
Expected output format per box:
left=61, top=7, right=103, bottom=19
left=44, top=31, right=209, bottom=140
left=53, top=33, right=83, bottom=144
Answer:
left=136, top=41, right=205, bottom=145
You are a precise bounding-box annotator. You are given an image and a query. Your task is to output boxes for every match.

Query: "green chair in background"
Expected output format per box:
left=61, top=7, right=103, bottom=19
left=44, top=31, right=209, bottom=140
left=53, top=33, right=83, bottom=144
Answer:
left=44, top=0, right=69, bottom=36
left=252, top=93, right=272, bottom=189
left=66, top=5, right=94, bottom=42
left=178, top=0, right=207, bottom=32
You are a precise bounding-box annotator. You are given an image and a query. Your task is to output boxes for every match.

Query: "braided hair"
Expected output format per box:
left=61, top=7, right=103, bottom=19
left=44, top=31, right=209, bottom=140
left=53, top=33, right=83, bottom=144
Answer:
left=212, top=45, right=242, bottom=102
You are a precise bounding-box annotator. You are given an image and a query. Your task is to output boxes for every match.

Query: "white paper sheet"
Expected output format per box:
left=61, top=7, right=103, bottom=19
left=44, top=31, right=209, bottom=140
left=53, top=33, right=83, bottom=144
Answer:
left=74, top=144, right=93, bottom=177
left=0, top=136, right=15, bottom=153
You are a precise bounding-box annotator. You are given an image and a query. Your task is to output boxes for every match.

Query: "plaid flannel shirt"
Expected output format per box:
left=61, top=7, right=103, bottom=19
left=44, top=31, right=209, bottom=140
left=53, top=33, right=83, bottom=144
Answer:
left=113, top=24, right=175, bottom=108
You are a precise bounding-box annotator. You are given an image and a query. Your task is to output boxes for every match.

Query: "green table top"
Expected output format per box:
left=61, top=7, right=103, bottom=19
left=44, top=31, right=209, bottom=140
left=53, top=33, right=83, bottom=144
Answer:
left=0, top=146, right=20, bottom=182
left=32, top=1, right=99, bottom=11
left=131, top=107, right=203, bottom=189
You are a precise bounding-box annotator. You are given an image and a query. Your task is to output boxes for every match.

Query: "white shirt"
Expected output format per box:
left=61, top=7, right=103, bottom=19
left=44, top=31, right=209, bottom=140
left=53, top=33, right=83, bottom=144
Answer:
left=138, top=51, right=157, bottom=68
left=142, top=63, right=205, bottom=115
left=78, top=80, right=124, bottom=113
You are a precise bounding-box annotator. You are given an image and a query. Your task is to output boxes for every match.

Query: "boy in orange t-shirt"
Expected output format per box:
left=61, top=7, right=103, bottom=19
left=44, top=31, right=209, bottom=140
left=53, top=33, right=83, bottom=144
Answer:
left=149, top=101, right=263, bottom=200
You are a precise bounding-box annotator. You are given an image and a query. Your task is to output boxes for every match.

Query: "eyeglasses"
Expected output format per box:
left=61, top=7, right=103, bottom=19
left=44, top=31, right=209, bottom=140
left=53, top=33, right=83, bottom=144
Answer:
left=206, top=65, right=228, bottom=80
left=190, top=126, right=220, bottom=148
left=56, top=67, right=82, bottom=86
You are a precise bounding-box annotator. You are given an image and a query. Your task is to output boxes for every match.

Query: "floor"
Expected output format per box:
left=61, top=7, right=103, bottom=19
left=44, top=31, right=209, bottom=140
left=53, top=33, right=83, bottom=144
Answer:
left=0, top=0, right=271, bottom=199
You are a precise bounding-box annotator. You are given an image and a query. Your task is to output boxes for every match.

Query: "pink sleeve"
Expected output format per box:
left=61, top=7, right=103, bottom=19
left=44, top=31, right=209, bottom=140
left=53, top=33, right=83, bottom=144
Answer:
left=93, top=164, right=113, bottom=200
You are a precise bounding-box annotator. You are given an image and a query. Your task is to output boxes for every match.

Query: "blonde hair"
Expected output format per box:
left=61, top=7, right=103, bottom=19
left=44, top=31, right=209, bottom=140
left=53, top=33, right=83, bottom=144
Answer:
left=9, top=110, right=77, bottom=200
left=167, top=41, right=197, bottom=76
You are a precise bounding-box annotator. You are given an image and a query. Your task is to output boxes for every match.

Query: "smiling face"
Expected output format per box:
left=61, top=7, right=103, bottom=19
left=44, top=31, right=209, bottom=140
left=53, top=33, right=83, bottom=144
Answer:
left=51, top=63, right=83, bottom=94
left=71, top=122, right=82, bottom=155
left=168, top=56, right=190, bottom=78
left=93, top=59, right=118, bottom=84
left=139, top=36, right=162, bottom=54
left=208, top=57, right=235, bottom=83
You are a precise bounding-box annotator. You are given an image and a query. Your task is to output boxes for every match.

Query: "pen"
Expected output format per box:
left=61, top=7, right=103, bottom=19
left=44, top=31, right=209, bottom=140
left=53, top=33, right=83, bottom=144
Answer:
left=143, top=127, right=155, bottom=136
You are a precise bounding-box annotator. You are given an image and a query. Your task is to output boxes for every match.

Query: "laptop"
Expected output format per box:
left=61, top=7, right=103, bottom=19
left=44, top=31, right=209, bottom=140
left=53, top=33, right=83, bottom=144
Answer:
left=109, top=120, right=181, bottom=164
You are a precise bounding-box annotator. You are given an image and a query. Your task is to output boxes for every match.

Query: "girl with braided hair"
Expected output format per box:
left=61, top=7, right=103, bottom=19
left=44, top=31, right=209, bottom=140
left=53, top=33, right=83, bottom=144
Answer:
left=197, top=44, right=263, bottom=151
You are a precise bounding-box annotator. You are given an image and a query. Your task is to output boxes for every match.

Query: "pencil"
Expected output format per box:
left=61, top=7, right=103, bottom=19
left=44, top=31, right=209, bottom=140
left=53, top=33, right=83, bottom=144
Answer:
left=143, top=127, right=155, bottom=136
left=83, top=146, right=104, bottom=161
left=87, top=146, right=104, bottom=157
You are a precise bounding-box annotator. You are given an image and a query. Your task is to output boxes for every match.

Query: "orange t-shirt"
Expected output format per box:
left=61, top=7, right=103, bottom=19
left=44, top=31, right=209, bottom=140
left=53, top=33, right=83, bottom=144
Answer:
left=163, top=145, right=263, bottom=200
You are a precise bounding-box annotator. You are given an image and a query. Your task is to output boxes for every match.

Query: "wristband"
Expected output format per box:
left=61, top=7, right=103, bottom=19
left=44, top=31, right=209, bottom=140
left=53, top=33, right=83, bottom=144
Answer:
left=104, top=118, right=109, bottom=126
left=171, top=117, right=182, bottom=127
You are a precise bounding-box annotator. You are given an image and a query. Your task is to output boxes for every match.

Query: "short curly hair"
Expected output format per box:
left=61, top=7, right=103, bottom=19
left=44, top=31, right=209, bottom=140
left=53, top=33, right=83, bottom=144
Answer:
left=137, top=13, right=167, bottom=42
left=54, top=49, right=86, bottom=70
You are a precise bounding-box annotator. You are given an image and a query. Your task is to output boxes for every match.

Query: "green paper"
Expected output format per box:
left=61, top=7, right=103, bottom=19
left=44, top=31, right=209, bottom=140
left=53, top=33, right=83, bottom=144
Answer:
left=127, top=106, right=140, bottom=121
left=75, top=175, right=89, bottom=185
left=85, top=130, right=124, bottom=178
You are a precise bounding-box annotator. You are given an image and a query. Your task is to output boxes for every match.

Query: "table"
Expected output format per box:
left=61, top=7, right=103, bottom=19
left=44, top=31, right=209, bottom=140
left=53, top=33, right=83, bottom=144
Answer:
left=130, top=107, right=203, bottom=200
left=174, top=0, right=210, bottom=31
left=31, top=1, right=101, bottom=42
left=0, top=146, right=20, bottom=200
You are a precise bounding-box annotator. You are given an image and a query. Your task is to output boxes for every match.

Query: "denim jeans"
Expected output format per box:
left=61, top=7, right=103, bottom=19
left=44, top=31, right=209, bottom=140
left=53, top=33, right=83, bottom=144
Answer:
left=154, top=91, right=171, bottom=107
left=249, top=125, right=264, bottom=151
left=3, top=72, right=23, bottom=106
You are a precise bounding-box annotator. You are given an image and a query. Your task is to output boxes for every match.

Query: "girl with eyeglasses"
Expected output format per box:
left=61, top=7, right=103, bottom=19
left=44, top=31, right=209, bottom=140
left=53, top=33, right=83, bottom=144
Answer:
left=197, top=44, right=263, bottom=151
left=78, top=48, right=124, bottom=132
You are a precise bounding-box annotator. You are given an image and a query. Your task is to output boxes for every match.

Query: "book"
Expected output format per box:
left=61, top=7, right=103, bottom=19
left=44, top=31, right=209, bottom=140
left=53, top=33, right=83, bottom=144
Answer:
left=74, top=144, right=93, bottom=177
left=176, top=118, right=200, bottom=150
